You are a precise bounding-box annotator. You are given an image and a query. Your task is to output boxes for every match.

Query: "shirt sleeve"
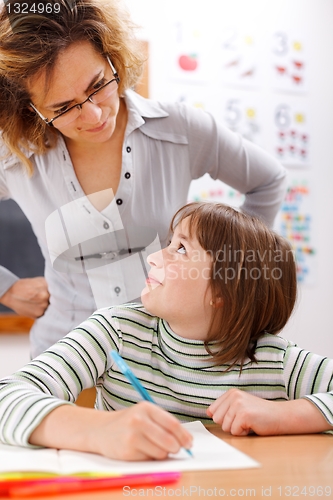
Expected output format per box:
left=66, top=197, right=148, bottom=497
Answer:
left=0, top=266, right=19, bottom=298
left=283, top=343, right=333, bottom=431
left=0, top=149, right=20, bottom=298
left=0, top=144, right=11, bottom=200
left=0, top=308, right=121, bottom=447
left=182, top=104, right=288, bottom=228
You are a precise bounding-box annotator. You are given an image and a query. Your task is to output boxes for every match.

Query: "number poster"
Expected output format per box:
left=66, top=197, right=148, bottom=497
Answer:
left=271, top=96, right=311, bottom=167
left=216, top=27, right=262, bottom=89
left=160, top=15, right=315, bottom=283
left=270, top=31, right=307, bottom=93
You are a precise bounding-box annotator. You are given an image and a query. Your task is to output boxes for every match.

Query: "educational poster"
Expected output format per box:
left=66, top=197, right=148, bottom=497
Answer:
left=188, top=175, right=316, bottom=285
left=275, top=175, right=316, bottom=284
left=168, top=20, right=211, bottom=84
left=161, top=82, right=210, bottom=111
left=269, top=96, right=311, bottom=166
left=187, top=174, right=244, bottom=208
left=216, top=27, right=262, bottom=89
left=155, top=14, right=316, bottom=286
left=163, top=85, right=265, bottom=148
left=270, top=31, right=307, bottom=93
left=210, top=90, right=265, bottom=147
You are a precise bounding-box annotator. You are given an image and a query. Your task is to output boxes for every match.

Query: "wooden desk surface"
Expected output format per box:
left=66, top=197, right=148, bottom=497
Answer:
left=14, top=426, right=332, bottom=500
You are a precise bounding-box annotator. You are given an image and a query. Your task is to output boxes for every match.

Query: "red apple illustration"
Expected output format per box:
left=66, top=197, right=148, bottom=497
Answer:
left=178, top=54, right=198, bottom=71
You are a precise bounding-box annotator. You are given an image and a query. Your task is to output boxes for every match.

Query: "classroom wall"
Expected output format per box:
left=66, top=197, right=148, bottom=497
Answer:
left=125, top=0, right=333, bottom=357
left=0, top=334, right=30, bottom=378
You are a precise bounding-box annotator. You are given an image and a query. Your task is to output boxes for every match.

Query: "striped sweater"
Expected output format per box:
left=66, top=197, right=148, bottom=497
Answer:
left=0, top=303, right=332, bottom=446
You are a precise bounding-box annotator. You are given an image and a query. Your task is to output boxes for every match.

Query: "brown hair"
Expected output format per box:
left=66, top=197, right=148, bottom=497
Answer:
left=170, top=202, right=297, bottom=369
left=0, top=0, right=145, bottom=174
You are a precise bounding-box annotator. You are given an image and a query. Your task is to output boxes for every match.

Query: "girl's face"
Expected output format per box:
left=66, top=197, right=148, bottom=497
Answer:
left=27, top=41, right=124, bottom=146
left=141, top=217, right=214, bottom=340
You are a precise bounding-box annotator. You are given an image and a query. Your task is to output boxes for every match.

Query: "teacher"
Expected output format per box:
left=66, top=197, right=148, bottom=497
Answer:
left=0, top=0, right=287, bottom=357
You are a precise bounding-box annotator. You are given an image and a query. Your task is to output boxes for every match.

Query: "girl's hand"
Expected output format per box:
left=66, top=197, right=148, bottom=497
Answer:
left=30, top=402, right=193, bottom=461
left=94, top=401, right=193, bottom=461
left=206, top=388, right=331, bottom=436
left=207, top=389, right=282, bottom=436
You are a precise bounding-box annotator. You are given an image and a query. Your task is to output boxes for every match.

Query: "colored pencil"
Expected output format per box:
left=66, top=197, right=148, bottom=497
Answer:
left=0, top=471, right=181, bottom=497
left=111, top=350, right=193, bottom=458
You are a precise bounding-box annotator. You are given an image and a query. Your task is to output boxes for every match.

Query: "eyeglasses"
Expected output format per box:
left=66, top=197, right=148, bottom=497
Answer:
left=30, top=56, right=120, bottom=128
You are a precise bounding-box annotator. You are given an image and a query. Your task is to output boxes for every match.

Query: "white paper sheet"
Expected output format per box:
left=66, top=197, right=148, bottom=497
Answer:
left=0, top=421, right=260, bottom=474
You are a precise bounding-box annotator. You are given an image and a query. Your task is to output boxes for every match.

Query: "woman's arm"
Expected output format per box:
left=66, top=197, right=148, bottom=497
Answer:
left=182, top=104, right=288, bottom=228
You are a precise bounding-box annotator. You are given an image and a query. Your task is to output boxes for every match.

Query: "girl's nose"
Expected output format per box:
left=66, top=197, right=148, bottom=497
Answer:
left=147, top=249, right=164, bottom=268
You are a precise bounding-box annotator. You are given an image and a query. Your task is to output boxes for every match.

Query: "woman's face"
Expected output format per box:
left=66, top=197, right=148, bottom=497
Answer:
left=27, top=41, right=123, bottom=145
left=141, top=217, right=214, bottom=340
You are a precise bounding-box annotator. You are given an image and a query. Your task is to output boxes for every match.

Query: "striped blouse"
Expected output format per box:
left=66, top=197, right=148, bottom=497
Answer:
left=0, top=303, right=332, bottom=446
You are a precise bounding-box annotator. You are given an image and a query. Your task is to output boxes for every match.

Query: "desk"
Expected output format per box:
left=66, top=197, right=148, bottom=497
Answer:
left=11, top=427, right=331, bottom=500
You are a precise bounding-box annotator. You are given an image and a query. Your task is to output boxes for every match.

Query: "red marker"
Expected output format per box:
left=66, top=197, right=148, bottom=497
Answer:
left=0, top=472, right=181, bottom=497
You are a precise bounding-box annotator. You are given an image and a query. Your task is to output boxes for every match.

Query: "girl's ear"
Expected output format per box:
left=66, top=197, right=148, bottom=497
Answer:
left=209, top=297, right=223, bottom=308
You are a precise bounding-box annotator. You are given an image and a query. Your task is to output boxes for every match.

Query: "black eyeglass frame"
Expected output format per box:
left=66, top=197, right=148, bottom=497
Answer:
left=30, top=56, right=120, bottom=127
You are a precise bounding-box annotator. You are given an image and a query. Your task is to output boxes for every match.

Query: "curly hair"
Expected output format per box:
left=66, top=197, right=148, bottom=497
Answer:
left=170, top=202, right=298, bottom=369
left=0, top=0, right=145, bottom=173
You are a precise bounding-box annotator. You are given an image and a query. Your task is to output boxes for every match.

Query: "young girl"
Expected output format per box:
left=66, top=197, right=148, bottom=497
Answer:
left=0, top=202, right=332, bottom=461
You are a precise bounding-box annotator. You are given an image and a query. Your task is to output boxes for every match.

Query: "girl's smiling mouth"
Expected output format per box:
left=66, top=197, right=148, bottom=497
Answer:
left=146, top=275, right=162, bottom=286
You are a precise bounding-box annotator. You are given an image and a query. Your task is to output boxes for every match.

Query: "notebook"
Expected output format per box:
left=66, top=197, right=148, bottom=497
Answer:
left=0, top=421, right=260, bottom=475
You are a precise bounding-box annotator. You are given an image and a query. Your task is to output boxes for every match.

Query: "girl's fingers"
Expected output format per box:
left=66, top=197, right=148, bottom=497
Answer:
left=129, top=402, right=192, bottom=458
left=148, top=404, right=193, bottom=452
left=207, top=390, right=231, bottom=415
left=207, top=396, right=231, bottom=425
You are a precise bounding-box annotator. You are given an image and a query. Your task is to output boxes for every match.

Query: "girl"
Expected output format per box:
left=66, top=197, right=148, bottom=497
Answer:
left=0, top=202, right=332, bottom=461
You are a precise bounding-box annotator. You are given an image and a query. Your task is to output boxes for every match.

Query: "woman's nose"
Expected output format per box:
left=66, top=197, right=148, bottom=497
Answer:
left=79, top=99, right=103, bottom=123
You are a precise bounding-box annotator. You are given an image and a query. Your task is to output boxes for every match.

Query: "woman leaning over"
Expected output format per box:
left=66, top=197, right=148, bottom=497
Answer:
left=0, top=0, right=288, bottom=356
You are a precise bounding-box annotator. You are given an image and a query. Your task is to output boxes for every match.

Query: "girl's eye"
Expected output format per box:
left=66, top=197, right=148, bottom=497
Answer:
left=177, top=244, right=186, bottom=255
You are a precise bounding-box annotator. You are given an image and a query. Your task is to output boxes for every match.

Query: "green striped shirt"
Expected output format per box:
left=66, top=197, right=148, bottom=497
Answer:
left=0, top=303, right=332, bottom=446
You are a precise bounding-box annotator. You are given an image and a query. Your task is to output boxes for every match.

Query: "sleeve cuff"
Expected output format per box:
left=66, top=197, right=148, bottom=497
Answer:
left=0, top=266, right=19, bottom=298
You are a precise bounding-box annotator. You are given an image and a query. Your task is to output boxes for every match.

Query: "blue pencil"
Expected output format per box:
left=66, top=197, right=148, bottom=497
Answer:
left=110, top=350, right=193, bottom=458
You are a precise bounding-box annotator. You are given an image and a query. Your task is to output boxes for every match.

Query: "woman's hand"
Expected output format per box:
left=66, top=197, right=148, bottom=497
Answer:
left=0, top=277, right=50, bottom=318
left=207, top=388, right=331, bottom=436
left=29, top=402, right=193, bottom=461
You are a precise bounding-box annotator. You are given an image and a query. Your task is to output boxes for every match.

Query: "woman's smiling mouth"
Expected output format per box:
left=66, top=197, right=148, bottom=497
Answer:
left=85, top=120, right=107, bottom=133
